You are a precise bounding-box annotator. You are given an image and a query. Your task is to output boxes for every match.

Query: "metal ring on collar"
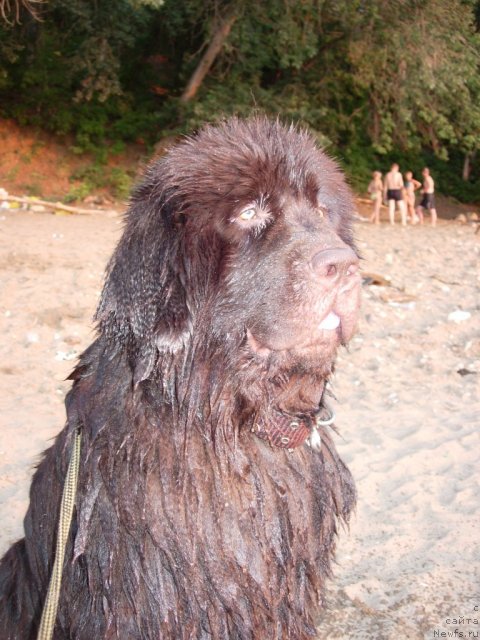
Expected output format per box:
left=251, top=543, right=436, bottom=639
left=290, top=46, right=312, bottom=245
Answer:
left=315, top=403, right=335, bottom=427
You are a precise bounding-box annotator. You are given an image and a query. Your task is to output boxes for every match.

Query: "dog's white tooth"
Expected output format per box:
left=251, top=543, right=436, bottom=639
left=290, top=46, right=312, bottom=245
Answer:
left=318, top=312, right=340, bottom=331
left=309, top=428, right=322, bottom=451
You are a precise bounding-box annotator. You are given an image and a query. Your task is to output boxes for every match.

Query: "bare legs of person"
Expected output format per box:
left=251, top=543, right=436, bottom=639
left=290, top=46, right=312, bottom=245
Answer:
left=388, top=199, right=395, bottom=225
left=416, top=205, right=424, bottom=225
left=370, top=195, right=381, bottom=224
left=416, top=205, right=437, bottom=226
left=389, top=199, right=407, bottom=226
left=407, top=199, right=417, bottom=223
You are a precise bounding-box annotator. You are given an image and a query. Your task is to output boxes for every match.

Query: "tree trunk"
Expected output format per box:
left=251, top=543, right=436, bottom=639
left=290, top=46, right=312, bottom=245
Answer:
left=462, top=151, right=473, bottom=181
left=180, top=9, right=237, bottom=103
left=1, top=0, right=43, bottom=24
left=370, top=99, right=380, bottom=145
left=2, top=194, right=118, bottom=216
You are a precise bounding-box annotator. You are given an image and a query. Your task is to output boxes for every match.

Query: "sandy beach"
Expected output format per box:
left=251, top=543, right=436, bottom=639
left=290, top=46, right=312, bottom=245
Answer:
left=0, top=208, right=479, bottom=639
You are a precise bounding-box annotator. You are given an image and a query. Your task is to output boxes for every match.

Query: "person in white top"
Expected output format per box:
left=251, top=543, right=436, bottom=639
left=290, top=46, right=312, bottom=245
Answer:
left=383, top=163, right=407, bottom=226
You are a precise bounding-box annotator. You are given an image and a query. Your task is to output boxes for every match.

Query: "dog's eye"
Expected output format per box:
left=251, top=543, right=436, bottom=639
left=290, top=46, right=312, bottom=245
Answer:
left=239, top=208, right=256, bottom=221
left=232, top=202, right=272, bottom=236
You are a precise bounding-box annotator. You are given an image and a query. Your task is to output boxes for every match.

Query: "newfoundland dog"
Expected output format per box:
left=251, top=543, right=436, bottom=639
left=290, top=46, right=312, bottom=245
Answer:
left=0, top=117, right=361, bottom=639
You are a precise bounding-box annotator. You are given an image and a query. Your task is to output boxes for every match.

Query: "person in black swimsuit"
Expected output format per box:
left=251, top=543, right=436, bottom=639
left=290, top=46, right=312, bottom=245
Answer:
left=416, top=167, right=437, bottom=226
left=383, top=163, right=407, bottom=226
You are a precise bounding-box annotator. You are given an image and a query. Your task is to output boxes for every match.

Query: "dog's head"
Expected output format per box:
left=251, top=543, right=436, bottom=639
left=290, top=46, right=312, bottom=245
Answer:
left=97, top=117, right=361, bottom=398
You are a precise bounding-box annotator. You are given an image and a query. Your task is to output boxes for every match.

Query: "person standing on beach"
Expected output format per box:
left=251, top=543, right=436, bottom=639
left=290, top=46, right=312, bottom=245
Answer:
left=384, top=163, right=407, bottom=226
left=367, top=170, right=383, bottom=224
left=404, top=171, right=421, bottom=223
left=416, top=167, right=438, bottom=226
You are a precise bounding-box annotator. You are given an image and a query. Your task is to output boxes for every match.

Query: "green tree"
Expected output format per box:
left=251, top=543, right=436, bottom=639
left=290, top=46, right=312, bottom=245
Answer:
left=1, top=0, right=480, bottom=198
left=347, top=0, right=480, bottom=159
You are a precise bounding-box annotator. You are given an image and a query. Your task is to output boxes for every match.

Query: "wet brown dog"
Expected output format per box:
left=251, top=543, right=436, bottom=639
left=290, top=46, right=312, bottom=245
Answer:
left=0, top=117, right=361, bottom=639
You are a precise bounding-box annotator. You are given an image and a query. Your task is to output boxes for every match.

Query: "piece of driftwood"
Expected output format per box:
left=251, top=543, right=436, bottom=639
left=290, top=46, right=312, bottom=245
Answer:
left=361, top=272, right=392, bottom=287
left=356, top=197, right=386, bottom=206
left=2, top=195, right=119, bottom=216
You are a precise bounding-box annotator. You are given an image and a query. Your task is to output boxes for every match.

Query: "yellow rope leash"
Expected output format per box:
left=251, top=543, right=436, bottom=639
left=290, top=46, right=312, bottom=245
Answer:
left=37, top=429, right=82, bottom=640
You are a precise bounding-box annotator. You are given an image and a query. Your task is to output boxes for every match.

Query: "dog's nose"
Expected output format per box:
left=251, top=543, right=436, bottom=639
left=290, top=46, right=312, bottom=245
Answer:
left=311, top=247, right=359, bottom=280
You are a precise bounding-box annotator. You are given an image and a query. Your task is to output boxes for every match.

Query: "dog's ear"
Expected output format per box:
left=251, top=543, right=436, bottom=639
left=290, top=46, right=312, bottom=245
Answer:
left=95, top=186, right=192, bottom=381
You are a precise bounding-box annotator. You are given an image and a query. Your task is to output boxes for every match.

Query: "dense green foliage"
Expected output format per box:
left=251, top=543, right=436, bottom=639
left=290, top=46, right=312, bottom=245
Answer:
left=1, top=0, right=480, bottom=200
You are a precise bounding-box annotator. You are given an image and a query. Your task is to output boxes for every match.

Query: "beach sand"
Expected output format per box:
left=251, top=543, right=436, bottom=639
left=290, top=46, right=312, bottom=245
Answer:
left=0, top=208, right=479, bottom=639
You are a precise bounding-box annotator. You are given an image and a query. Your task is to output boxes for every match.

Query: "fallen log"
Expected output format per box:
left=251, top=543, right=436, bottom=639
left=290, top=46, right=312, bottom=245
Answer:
left=2, top=195, right=119, bottom=216
left=356, top=197, right=387, bottom=206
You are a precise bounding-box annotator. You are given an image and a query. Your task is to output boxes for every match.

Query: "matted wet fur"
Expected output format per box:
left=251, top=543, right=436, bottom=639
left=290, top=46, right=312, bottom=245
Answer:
left=0, top=117, right=361, bottom=639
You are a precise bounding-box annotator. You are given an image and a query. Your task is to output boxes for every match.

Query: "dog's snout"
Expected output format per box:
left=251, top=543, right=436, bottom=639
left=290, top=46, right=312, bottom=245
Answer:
left=311, top=247, right=359, bottom=280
